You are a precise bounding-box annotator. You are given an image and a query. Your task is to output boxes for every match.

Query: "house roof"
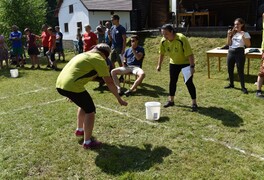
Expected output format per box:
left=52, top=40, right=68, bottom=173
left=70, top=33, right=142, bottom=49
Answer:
left=80, top=0, right=132, bottom=11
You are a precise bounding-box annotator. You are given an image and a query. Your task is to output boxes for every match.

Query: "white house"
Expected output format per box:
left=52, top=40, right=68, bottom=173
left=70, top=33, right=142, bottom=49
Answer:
left=57, top=0, right=132, bottom=41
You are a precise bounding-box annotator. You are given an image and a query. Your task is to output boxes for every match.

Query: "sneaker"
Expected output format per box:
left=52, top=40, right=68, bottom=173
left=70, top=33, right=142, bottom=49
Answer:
left=163, top=101, right=174, bottom=108
left=124, top=90, right=132, bottom=97
left=75, top=130, right=84, bottom=137
left=52, top=66, right=60, bottom=71
left=46, top=65, right=51, bottom=68
left=30, top=65, right=35, bottom=69
left=224, top=84, right=234, bottom=89
left=16, top=64, right=20, bottom=68
left=118, top=89, right=124, bottom=96
left=191, top=104, right=198, bottom=112
left=83, top=140, right=102, bottom=149
left=256, top=91, right=264, bottom=98
left=242, top=88, right=248, bottom=94
left=36, top=65, right=41, bottom=69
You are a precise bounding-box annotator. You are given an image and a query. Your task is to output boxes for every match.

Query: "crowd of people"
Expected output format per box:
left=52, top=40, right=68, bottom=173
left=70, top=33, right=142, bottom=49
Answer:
left=1, top=13, right=264, bottom=150
left=0, top=24, right=65, bottom=70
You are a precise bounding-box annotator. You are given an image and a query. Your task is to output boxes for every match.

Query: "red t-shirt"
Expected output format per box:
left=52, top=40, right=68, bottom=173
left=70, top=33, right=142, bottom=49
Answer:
left=48, top=34, right=56, bottom=50
left=41, top=31, right=50, bottom=47
left=83, top=32, right=97, bottom=52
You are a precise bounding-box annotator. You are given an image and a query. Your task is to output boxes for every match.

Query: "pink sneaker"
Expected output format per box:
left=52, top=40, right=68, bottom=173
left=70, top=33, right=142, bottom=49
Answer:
left=83, top=140, right=102, bottom=149
left=75, top=130, right=84, bottom=136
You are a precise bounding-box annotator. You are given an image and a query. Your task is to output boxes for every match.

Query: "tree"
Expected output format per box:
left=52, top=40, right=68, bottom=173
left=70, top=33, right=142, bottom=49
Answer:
left=0, top=0, right=47, bottom=37
left=45, top=0, right=59, bottom=28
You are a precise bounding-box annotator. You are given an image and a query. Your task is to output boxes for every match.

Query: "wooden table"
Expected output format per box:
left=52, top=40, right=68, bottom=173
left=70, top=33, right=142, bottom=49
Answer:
left=206, top=48, right=262, bottom=78
left=178, top=12, right=194, bottom=26
left=178, top=11, right=217, bottom=26
left=193, top=11, right=217, bottom=26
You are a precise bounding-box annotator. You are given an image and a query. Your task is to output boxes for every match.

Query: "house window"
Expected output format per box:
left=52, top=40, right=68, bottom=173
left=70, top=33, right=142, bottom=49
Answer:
left=64, top=23, right=69, bottom=33
left=77, top=22, right=82, bottom=32
left=69, top=4, right=73, bottom=14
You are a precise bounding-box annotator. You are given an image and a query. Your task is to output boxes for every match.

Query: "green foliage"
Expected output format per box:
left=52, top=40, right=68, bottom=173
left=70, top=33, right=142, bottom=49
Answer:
left=45, top=0, right=59, bottom=28
left=0, top=0, right=47, bottom=37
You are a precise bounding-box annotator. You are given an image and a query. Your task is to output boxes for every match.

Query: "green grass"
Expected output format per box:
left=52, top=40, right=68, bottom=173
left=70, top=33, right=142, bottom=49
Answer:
left=1, top=36, right=264, bottom=179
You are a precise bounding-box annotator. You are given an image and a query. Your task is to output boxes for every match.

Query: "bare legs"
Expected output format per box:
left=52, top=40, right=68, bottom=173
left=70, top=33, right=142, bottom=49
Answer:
left=77, top=107, right=95, bottom=141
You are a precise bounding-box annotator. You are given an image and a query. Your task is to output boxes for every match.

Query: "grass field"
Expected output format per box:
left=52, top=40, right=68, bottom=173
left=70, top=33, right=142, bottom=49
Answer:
left=1, top=35, right=264, bottom=179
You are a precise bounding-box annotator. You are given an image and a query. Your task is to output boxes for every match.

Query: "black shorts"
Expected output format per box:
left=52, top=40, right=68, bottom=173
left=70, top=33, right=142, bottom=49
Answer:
left=56, top=88, right=96, bottom=113
left=28, top=47, right=40, bottom=55
left=43, top=47, right=49, bottom=56
left=55, top=43, right=64, bottom=53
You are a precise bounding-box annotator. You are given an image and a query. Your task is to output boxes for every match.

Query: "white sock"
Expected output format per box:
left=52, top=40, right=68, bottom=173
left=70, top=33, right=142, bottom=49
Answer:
left=84, top=139, right=91, bottom=145
left=76, top=128, right=83, bottom=131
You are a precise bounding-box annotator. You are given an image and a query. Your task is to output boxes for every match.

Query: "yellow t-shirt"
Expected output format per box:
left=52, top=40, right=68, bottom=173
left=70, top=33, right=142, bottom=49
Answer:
left=159, top=33, right=193, bottom=64
left=56, top=52, right=109, bottom=92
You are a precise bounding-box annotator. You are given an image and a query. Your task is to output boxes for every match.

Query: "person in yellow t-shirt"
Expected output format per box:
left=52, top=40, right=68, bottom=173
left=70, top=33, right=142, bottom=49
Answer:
left=56, top=43, right=127, bottom=149
left=157, top=24, right=197, bottom=111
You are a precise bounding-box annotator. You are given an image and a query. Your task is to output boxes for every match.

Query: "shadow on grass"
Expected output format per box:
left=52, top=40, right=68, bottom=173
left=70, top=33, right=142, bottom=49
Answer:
left=133, top=83, right=167, bottom=97
left=197, top=106, right=244, bottom=127
left=158, top=116, right=170, bottom=123
left=223, top=73, right=258, bottom=84
left=93, top=82, right=167, bottom=97
left=94, top=143, right=172, bottom=175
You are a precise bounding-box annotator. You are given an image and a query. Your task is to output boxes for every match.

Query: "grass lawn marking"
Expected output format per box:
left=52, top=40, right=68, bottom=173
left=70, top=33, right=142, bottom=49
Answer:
left=203, top=137, right=264, bottom=161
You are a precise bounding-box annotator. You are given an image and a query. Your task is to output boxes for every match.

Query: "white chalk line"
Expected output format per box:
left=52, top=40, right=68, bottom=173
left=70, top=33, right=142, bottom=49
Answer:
left=203, top=137, right=264, bottom=161
left=1, top=92, right=264, bottom=161
left=0, top=98, right=65, bottom=115
left=0, top=87, right=48, bottom=100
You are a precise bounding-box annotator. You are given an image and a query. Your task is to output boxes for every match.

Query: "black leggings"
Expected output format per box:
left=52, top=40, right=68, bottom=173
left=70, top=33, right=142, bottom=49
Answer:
left=169, top=64, right=196, bottom=99
left=227, top=48, right=245, bottom=88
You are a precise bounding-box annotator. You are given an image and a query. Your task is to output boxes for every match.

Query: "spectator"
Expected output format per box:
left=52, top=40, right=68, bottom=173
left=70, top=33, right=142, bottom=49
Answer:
left=111, top=35, right=145, bottom=96
left=56, top=43, right=127, bottom=149
left=224, top=18, right=251, bottom=94
left=47, top=27, right=59, bottom=70
left=24, top=28, right=41, bottom=69
left=9, top=25, right=24, bottom=67
left=109, top=14, right=127, bottom=82
left=41, top=24, right=51, bottom=68
left=157, top=24, right=198, bottom=111
left=76, top=27, right=83, bottom=54
left=105, top=21, right=112, bottom=47
left=55, top=26, right=65, bottom=62
left=0, top=34, right=9, bottom=69
left=95, top=21, right=105, bottom=43
left=109, top=14, right=126, bottom=66
left=83, top=25, right=98, bottom=52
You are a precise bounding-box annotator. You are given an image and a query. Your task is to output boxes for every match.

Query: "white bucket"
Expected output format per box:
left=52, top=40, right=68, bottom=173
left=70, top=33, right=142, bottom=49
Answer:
left=145, top=102, right=161, bottom=120
left=10, top=69, right=19, bottom=78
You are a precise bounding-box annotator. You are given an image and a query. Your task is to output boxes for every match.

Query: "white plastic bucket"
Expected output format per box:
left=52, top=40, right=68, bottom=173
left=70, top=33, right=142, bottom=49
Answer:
left=10, top=69, right=19, bottom=78
left=145, top=102, right=161, bottom=120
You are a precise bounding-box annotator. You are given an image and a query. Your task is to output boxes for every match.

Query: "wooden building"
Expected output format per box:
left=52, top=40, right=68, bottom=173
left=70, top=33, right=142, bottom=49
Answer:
left=132, top=0, right=170, bottom=30
left=179, top=0, right=257, bottom=27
